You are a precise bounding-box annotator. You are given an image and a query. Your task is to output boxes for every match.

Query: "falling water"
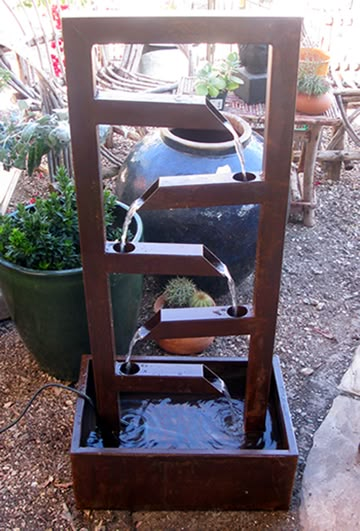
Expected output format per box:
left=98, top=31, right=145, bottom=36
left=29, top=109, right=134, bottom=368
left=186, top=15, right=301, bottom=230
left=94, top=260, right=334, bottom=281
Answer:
left=215, top=261, right=238, bottom=316
left=123, top=325, right=149, bottom=372
left=222, top=119, right=246, bottom=177
left=120, top=197, right=144, bottom=252
left=205, top=369, right=242, bottom=429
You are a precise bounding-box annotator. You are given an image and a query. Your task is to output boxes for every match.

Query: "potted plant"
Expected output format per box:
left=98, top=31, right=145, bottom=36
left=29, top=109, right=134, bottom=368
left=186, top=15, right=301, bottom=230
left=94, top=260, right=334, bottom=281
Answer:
left=194, top=51, right=242, bottom=110
left=153, top=276, right=216, bottom=354
left=0, top=166, right=143, bottom=381
left=296, top=69, right=332, bottom=115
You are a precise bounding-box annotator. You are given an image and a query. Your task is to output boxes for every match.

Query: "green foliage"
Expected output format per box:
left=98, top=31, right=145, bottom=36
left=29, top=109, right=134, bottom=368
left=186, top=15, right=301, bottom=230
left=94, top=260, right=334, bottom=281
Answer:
left=297, top=71, right=330, bottom=97
left=218, top=51, right=243, bottom=91
left=0, top=110, right=111, bottom=177
left=297, top=64, right=330, bottom=97
left=0, top=111, right=71, bottom=176
left=0, top=167, right=127, bottom=271
left=163, top=277, right=215, bottom=309
left=195, top=52, right=242, bottom=97
left=195, top=63, right=227, bottom=98
left=0, top=68, right=11, bottom=91
left=189, top=290, right=215, bottom=308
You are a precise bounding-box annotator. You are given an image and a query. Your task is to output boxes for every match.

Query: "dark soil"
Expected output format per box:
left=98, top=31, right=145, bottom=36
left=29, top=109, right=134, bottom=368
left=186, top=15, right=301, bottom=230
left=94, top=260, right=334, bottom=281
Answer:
left=0, top=128, right=359, bottom=530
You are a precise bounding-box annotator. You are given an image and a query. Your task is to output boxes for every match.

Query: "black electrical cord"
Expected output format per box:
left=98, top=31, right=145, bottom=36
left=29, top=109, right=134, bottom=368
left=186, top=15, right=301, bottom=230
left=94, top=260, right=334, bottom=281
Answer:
left=0, top=382, right=95, bottom=435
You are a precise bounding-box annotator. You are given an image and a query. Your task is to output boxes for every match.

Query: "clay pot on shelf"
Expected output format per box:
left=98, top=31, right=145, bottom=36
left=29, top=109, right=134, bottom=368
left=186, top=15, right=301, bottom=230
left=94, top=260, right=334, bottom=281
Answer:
left=295, top=91, right=332, bottom=115
left=296, top=69, right=332, bottom=116
left=299, top=47, right=330, bottom=77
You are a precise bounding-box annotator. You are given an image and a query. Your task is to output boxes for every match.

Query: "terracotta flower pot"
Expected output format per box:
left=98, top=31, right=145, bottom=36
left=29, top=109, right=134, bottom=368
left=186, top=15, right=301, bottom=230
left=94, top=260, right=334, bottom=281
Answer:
left=153, top=295, right=215, bottom=355
left=296, top=91, right=332, bottom=116
left=299, top=47, right=330, bottom=76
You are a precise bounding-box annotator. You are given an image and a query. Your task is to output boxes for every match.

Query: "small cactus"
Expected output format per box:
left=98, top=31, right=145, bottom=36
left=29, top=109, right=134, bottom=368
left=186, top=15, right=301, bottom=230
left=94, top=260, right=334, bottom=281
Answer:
left=189, top=290, right=215, bottom=308
left=163, top=277, right=197, bottom=308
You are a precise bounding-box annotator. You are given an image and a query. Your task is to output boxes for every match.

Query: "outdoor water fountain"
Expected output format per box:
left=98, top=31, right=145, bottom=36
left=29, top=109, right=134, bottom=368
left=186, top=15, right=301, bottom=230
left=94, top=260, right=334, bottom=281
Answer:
left=63, top=14, right=302, bottom=510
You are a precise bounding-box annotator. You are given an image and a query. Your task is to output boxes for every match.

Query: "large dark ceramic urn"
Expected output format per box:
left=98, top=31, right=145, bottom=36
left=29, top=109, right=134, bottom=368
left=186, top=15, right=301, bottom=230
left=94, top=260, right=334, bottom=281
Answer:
left=117, top=115, right=263, bottom=292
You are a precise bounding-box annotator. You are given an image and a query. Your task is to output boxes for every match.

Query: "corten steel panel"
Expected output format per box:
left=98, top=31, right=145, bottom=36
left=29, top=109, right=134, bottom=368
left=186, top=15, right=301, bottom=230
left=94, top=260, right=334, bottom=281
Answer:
left=63, top=14, right=302, bottom=431
left=71, top=356, right=298, bottom=510
left=95, top=92, right=232, bottom=130
left=143, top=304, right=257, bottom=339
left=113, top=361, right=230, bottom=395
left=137, top=172, right=271, bottom=209
left=104, top=242, right=227, bottom=276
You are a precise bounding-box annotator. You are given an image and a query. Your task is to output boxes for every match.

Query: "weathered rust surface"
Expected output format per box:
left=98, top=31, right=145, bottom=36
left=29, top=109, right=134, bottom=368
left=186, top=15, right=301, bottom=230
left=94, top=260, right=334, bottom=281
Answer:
left=114, top=361, right=229, bottom=395
left=95, top=92, right=229, bottom=130
left=139, top=172, right=269, bottom=209
left=64, top=12, right=301, bottom=509
left=71, top=356, right=298, bottom=510
left=104, top=242, right=226, bottom=276
left=143, top=304, right=256, bottom=338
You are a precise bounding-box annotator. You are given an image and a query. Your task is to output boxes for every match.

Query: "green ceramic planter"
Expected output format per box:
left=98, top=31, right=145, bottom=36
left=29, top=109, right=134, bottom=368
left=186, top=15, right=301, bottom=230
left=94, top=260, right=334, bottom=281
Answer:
left=0, top=204, right=143, bottom=381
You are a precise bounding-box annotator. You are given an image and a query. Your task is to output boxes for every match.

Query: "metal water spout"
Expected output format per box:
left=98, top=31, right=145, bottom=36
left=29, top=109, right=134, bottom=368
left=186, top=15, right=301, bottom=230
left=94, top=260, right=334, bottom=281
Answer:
left=95, top=90, right=229, bottom=132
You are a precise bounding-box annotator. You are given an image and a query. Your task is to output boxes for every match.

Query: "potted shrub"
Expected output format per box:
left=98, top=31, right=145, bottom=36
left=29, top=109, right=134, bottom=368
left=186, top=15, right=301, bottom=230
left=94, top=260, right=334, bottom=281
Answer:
left=0, top=167, right=143, bottom=381
left=194, top=51, right=242, bottom=110
left=153, top=277, right=215, bottom=354
left=296, top=69, right=332, bottom=115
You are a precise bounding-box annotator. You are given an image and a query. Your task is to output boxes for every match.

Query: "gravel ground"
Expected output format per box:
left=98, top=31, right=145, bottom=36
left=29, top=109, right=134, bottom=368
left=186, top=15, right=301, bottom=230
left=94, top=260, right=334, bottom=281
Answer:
left=0, top=132, right=359, bottom=529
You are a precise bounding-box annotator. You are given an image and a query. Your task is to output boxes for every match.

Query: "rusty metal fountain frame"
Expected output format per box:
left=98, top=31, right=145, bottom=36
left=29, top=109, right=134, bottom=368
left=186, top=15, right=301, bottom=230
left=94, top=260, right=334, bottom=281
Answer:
left=63, top=14, right=302, bottom=510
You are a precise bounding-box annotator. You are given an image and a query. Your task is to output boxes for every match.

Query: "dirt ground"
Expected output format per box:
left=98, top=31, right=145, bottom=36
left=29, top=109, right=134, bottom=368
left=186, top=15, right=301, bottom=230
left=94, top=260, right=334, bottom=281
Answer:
left=0, top=129, right=359, bottom=530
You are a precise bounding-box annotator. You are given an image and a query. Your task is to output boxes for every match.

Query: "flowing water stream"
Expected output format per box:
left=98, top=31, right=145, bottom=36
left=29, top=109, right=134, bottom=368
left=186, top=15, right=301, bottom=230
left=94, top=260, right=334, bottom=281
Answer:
left=205, top=369, right=242, bottom=430
left=123, top=325, right=149, bottom=373
left=120, top=197, right=144, bottom=252
left=222, top=118, right=247, bottom=177
left=215, top=261, right=238, bottom=315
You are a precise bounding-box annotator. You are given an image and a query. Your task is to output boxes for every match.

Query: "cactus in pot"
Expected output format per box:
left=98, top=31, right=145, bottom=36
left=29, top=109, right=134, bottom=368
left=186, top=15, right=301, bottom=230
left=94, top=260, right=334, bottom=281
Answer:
left=154, top=277, right=216, bottom=354
left=163, top=277, right=197, bottom=308
left=189, top=290, right=215, bottom=308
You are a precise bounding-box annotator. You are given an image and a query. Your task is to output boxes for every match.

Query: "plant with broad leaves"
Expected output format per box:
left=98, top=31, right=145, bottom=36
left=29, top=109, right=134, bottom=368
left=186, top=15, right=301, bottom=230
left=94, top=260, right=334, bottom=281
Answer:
left=195, top=52, right=242, bottom=98
left=195, top=63, right=227, bottom=98
left=218, top=51, right=243, bottom=91
left=0, top=111, right=70, bottom=176
left=0, top=109, right=110, bottom=177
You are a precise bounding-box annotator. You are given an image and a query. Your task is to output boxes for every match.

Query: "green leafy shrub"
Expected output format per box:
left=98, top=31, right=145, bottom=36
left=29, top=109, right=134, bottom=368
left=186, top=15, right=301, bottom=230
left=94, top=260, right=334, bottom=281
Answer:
left=0, top=167, right=125, bottom=271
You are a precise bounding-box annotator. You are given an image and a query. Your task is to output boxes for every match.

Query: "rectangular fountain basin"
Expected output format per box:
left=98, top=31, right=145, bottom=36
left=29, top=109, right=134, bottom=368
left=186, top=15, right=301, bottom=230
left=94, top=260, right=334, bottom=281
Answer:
left=71, top=355, right=298, bottom=510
